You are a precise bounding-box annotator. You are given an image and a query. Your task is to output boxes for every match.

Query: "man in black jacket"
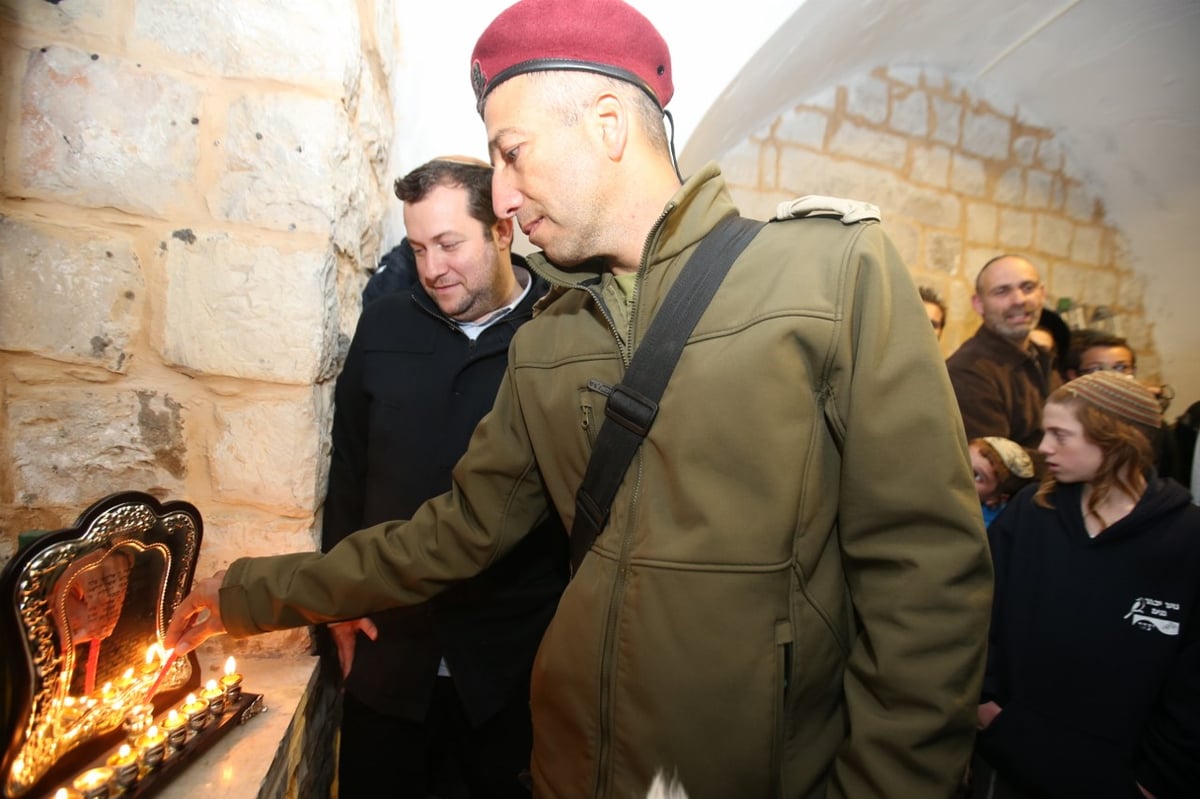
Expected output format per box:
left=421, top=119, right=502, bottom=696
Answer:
left=322, top=156, right=567, bottom=798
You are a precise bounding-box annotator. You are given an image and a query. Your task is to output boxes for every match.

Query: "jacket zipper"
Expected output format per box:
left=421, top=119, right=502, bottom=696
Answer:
left=594, top=204, right=673, bottom=799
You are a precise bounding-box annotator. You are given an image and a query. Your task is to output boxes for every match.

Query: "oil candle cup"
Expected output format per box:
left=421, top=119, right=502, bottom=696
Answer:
left=161, top=709, right=187, bottom=750
left=201, top=678, right=226, bottom=718
left=106, top=745, right=139, bottom=791
left=182, top=692, right=209, bottom=733
left=72, top=767, right=113, bottom=799
left=122, top=704, right=154, bottom=745
left=219, top=656, right=243, bottom=705
left=136, top=726, right=166, bottom=770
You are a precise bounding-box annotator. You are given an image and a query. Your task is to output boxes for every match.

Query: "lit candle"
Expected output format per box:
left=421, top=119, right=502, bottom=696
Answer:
left=122, top=704, right=154, bottom=745
left=201, top=678, right=226, bottom=718
left=161, top=708, right=187, bottom=750
left=141, top=645, right=161, bottom=676
left=182, top=692, right=209, bottom=733
left=136, top=725, right=166, bottom=769
left=72, top=766, right=113, bottom=799
left=99, top=681, right=115, bottom=702
left=115, top=667, right=135, bottom=690
left=106, top=744, right=139, bottom=790
left=53, top=788, right=83, bottom=799
left=219, top=656, right=243, bottom=705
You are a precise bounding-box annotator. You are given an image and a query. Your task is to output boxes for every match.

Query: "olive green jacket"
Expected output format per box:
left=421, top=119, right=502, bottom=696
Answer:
left=220, top=164, right=992, bottom=799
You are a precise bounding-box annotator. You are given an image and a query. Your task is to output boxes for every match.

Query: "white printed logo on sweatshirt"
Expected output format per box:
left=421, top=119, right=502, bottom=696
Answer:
left=1123, top=597, right=1181, bottom=636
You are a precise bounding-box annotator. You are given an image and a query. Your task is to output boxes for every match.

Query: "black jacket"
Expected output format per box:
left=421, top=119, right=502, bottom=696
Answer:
left=322, top=258, right=567, bottom=726
left=978, top=478, right=1200, bottom=798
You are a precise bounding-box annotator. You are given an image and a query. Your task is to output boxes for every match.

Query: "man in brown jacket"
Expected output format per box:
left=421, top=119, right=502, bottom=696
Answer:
left=166, top=2, right=992, bottom=797
left=947, top=254, right=1062, bottom=460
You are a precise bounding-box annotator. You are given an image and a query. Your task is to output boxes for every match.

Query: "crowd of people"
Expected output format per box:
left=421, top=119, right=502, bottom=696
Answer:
left=154, top=1, right=1195, bottom=797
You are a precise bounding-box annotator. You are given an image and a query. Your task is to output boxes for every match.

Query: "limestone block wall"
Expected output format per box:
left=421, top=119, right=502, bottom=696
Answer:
left=720, top=67, right=1158, bottom=379
left=0, top=0, right=399, bottom=655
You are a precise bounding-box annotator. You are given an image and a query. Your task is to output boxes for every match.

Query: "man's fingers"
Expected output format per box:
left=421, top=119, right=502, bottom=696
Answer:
left=328, top=622, right=358, bottom=679
left=164, top=574, right=227, bottom=653
left=358, top=617, right=379, bottom=641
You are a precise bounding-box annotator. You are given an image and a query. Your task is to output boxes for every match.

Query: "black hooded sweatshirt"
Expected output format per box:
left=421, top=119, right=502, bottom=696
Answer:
left=978, top=477, right=1200, bottom=798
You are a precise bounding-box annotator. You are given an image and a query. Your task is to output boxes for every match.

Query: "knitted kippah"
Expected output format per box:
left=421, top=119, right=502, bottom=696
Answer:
left=1063, top=371, right=1162, bottom=429
left=980, top=436, right=1035, bottom=479
left=470, top=0, right=673, bottom=114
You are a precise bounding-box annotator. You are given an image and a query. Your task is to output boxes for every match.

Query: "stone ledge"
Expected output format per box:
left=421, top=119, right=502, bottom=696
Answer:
left=153, top=642, right=336, bottom=798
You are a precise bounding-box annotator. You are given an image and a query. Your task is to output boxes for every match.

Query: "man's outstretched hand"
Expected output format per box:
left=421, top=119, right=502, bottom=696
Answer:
left=164, top=571, right=228, bottom=654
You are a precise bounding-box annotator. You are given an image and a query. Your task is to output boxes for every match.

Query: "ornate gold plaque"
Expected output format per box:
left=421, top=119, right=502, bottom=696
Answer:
left=1, top=492, right=203, bottom=798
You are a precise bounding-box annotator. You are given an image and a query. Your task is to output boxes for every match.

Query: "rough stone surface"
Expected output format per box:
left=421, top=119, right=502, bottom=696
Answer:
left=890, top=89, right=929, bottom=136
left=159, top=233, right=338, bottom=384
left=994, top=167, right=1025, bottom=205
left=931, top=95, right=962, bottom=146
left=1047, top=261, right=1089, bottom=306
left=1071, top=225, right=1102, bottom=265
left=961, top=107, right=1011, bottom=161
left=882, top=219, right=920, bottom=268
left=1035, top=214, right=1074, bottom=257
left=777, top=108, right=828, bottom=150
left=780, top=150, right=960, bottom=229
left=845, top=76, right=889, bottom=124
left=1066, top=183, right=1099, bottom=222
left=131, top=0, right=360, bottom=88
left=8, top=388, right=186, bottom=508
left=925, top=231, right=963, bottom=275
left=1025, top=170, right=1052, bottom=209
left=1036, top=137, right=1064, bottom=171
left=0, top=217, right=142, bottom=373
left=721, top=139, right=764, bottom=187
left=208, top=389, right=330, bottom=516
left=19, top=46, right=201, bottom=216
left=0, top=0, right=112, bottom=34
left=911, top=145, right=950, bottom=188
left=998, top=209, right=1034, bottom=248
left=209, top=93, right=361, bottom=236
left=197, top=509, right=318, bottom=577
left=1012, top=136, right=1037, bottom=166
left=966, top=202, right=998, bottom=243
left=949, top=153, right=986, bottom=196
left=828, top=121, right=908, bottom=170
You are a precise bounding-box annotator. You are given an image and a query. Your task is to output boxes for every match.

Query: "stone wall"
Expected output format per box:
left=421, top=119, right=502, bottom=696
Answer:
left=719, top=66, right=1158, bottom=378
left=0, top=0, right=399, bottom=656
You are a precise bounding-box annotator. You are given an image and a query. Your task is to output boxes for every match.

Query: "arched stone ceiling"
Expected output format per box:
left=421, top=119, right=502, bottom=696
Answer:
left=679, top=0, right=1200, bottom=401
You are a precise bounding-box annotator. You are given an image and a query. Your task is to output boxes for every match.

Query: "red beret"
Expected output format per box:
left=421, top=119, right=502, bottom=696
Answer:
left=470, top=0, right=673, bottom=115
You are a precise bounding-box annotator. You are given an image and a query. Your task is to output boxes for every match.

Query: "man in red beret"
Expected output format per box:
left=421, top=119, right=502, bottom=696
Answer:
left=167, top=2, right=993, bottom=798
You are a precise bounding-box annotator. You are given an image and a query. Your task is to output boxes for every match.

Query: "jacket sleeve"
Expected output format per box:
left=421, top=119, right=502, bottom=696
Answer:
left=218, top=365, right=552, bottom=637
left=321, top=310, right=371, bottom=551
left=825, top=224, right=994, bottom=798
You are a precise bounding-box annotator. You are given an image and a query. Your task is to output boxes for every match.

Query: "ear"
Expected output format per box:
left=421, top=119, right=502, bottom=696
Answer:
left=971, top=293, right=984, bottom=316
left=492, top=216, right=514, bottom=249
left=592, top=92, right=629, bottom=161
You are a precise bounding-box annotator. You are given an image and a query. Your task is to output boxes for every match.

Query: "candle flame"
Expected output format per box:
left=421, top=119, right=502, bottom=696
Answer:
left=54, top=790, right=67, bottom=799
left=123, top=666, right=134, bottom=680
left=185, top=693, right=197, bottom=704
left=118, top=744, right=131, bottom=758
left=224, top=655, right=237, bottom=676
left=166, top=710, right=179, bottom=724
left=205, top=678, right=219, bottom=691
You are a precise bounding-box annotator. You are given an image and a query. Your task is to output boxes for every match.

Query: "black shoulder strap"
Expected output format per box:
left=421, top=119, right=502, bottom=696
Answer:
left=569, top=215, right=765, bottom=574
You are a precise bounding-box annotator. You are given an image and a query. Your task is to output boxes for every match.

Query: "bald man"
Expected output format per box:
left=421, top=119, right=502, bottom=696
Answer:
left=947, top=254, right=1062, bottom=454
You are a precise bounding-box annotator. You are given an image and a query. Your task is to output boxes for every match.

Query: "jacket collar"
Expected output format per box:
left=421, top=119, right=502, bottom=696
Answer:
left=525, top=162, right=738, bottom=289
left=409, top=252, right=543, bottom=327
